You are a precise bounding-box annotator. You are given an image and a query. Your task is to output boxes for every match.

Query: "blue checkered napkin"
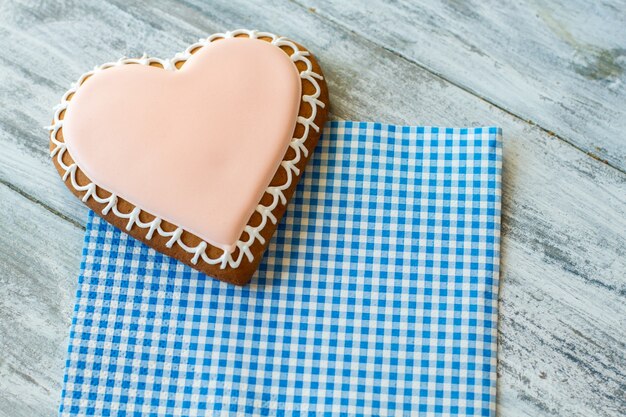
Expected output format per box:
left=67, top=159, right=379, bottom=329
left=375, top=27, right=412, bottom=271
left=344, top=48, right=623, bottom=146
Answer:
left=60, top=122, right=502, bottom=417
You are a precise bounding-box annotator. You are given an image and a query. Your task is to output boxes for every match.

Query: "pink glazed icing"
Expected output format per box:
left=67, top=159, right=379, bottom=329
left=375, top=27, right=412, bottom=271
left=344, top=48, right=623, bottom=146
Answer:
left=62, top=37, right=302, bottom=251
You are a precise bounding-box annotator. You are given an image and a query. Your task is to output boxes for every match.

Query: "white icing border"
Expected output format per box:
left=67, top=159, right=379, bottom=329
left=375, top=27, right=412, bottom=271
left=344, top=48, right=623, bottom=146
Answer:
left=48, top=29, right=325, bottom=270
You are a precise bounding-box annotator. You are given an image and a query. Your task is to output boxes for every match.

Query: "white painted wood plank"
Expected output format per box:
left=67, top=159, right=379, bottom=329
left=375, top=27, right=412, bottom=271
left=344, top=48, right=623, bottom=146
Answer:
left=0, top=183, right=83, bottom=417
left=0, top=1, right=624, bottom=416
left=302, top=0, right=626, bottom=172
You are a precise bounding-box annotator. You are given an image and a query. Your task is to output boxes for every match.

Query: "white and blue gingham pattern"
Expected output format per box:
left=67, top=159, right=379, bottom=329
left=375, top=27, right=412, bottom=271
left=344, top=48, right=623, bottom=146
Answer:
left=60, top=121, right=502, bottom=417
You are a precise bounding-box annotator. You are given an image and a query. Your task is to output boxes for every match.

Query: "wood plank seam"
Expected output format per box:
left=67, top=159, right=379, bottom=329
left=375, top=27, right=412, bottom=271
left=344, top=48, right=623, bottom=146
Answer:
left=289, top=0, right=626, bottom=176
left=0, top=177, right=85, bottom=230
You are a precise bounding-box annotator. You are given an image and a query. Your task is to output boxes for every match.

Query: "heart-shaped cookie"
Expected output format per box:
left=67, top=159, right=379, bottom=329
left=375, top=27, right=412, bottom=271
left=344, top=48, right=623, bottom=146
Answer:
left=49, top=30, right=329, bottom=285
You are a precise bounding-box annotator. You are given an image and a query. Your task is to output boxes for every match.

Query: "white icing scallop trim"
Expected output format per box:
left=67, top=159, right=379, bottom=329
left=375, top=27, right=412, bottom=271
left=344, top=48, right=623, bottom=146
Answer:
left=47, top=29, right=325, bottom=270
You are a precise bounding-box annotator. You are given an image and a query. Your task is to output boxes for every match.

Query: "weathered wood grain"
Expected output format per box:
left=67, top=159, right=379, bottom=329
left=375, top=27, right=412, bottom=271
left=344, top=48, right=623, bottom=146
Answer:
left=0, top=1, right=624, bottom=416
left=301, top=0, right=626, bottom=172
left=0, top=183, right=83, bottom=417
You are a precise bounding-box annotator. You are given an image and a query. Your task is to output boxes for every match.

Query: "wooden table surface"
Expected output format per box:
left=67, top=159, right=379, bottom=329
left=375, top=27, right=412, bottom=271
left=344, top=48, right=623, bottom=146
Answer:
left=0, top=1, right=624, bottom=416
